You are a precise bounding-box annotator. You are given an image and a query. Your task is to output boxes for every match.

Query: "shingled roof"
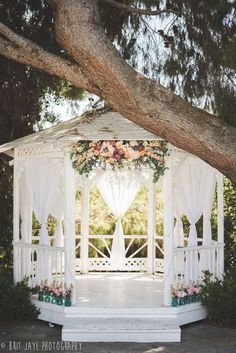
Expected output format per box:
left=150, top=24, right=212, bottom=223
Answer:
left=0, top=110, right=160, bottom=156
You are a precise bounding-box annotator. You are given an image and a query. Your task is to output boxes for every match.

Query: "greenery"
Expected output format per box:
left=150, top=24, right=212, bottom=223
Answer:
left=0, top=272, right=40, bottom=322
left=100, top=0, right=236, bottom=127
left=71, top=140, right=168, bottom=183
left=0, top=0, right=85, bottom=267
left=73, top=184, right=164, bottom=259
left=201, top=269, right=236, bottom=327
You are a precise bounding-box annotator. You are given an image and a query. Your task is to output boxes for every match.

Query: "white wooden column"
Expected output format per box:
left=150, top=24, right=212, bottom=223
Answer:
left=163, top=153, right=174, bottom=306
left=13, top=151, right=20, bottom=284
left=64, top=154, right=76, bottom=302
left=147, top=179, right=156, bottom=274
left=216, top=172, right=224, bottom=276
left=81, top=175, right=90, bottom=274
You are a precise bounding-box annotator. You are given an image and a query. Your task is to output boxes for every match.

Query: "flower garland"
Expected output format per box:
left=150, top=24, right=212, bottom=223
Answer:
left=70, top=140, right=168, bottom=183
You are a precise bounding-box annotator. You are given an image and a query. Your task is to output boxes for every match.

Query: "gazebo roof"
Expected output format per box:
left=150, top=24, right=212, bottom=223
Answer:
left=0, top=110, right=160, bottom=156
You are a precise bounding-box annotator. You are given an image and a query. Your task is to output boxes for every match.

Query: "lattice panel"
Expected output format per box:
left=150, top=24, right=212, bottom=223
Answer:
left=88, top=258, right=111, bottom=270
left=16, top=144, right=63, bottom=157
left=155, top=259, right=164, bottom=273
left=75, top=257, right=165, bottom=272
left=75, top=258, right=82, bottom=272
left=124, top=258, right=148, bottom=271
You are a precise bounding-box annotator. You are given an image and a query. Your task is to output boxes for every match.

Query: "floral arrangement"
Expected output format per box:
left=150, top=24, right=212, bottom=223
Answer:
left=70, top=140, right=168, bottom=183
left=171, top=283, right=202, bottom=306
left=35, top=280, right=72, bottom=306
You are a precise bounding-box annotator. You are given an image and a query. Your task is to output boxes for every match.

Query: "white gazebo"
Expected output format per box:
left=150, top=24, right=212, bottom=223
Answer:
left=0, top=110, right=224, bottom=342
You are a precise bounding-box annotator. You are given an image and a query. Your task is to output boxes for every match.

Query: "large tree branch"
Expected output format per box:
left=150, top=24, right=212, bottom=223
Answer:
left=0, top=2, right=235, bottom=182
left=51, top=0, right=236, bottom=183
left=103, top=0, right=179, bottom=16
left=0, top=22, right=94, bottom=93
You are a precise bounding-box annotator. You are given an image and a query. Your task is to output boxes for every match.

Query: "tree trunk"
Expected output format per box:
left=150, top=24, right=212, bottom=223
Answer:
left=1, top=0, right=236, bottom=182
left=52, top=0, right=236, bottom=182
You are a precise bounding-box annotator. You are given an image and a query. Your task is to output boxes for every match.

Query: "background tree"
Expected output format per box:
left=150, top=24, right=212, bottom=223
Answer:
left=0, top=0, right=84, bottom=266
left=101, top=0, right=236, bottom=127
left=0, top=0, right=235, bottom=268
left=0, top=0, right=235, bottom=181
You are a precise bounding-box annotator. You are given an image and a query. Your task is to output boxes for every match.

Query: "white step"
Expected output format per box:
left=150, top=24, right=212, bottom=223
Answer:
left=64, top=306, right=177, bottom=319
left=62, top=317, right=181, bottom=342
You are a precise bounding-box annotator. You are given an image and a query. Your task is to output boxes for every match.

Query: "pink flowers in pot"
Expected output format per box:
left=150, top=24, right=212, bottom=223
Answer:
left=171, top=282, right=202, bottom=306
left=37, top=280, right=72, bottom=301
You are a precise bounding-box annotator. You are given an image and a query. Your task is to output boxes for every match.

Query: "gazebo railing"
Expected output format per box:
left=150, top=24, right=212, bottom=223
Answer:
left=75, top=234, right=164, bottom=272
left=173, top=242, right=224, bottom=285
left=14, top=242, right=65, bottom=287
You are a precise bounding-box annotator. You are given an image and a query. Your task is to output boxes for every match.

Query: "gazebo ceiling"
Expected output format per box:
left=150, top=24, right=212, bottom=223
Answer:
left=0, top=110, right=160, bottom=156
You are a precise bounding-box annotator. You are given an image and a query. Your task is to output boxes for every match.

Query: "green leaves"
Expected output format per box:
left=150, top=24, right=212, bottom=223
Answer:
left=70, top=140, right=168, bottom=183
left=201, top=269, right=236, bottom=326
left=0, top=275, right=40, bottom=322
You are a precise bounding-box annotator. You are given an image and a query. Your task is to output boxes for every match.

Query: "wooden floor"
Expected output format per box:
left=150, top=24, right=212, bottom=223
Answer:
left=75, top=273, right=164, bottom=308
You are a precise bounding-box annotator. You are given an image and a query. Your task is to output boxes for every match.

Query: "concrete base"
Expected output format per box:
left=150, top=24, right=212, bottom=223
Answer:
left=33, top=273, right=207, bottom=343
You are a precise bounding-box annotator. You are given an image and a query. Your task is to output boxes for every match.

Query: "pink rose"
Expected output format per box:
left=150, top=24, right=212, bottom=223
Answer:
left=118, top=149, right=124, bottom=155
left=115, top=153, right=121, bottom=160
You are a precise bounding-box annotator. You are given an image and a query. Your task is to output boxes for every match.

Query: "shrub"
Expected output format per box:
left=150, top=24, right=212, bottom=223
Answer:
left=0, top=274, right=40, bottom=322
left=201, top=269, right=236, bottom=327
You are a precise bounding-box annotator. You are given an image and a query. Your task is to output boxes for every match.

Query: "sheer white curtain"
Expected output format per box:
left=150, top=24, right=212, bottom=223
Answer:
left=19, top=171, right=32, bottom=277
left=175, top=157, right=216, bottom=247
left=174, top=213, right=184, bottom=247
left=20, top=172, right=32, bottom=243
left=50, top=175, right=64, bottom=247
left=174, top=157, right=216, bottom=283
left=97, top=171, right=140, bottom=269
left=24, top=158, right=60, bottom=246
left=203, top=175, right=216, bottom=245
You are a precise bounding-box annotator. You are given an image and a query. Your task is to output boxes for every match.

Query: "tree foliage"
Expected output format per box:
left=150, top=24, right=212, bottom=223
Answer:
left=0, top=0, right=235, bottom=268
left=100, top=0, right=236, bottom=126
left=0, top=0, right=84, bottom=264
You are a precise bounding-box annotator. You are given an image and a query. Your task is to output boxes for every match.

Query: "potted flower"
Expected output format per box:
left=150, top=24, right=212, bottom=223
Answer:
left=171, top=287, right=187, bottom=306
left=185, top=284, right=194, bottom=304
left=53, top=286, right=64, bottom=305
left=64, top=288, right=72, bottom=307
left=37, top=284, right=44, bottom=302
left=193, top=284, right=202, bottom=302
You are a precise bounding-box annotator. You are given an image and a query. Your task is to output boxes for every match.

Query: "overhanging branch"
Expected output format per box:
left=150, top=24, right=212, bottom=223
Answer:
left=103, top=0, right=179, bottom=16
left=0, top=22, right=94, bottom=93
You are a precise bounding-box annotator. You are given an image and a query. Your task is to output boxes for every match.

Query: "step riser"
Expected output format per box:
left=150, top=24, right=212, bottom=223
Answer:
left=66, top=313, right=176, bottom=319
left=62, top=331, right=181, bottom=343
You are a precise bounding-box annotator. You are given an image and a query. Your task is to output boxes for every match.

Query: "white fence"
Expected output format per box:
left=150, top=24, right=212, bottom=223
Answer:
left=14, top=242, right=65, bottom=287
left=173, top=242, right=224, bottom=285
left=14, top=241, right=224, bottom=285
left=75, top=234, right=164, bottom=272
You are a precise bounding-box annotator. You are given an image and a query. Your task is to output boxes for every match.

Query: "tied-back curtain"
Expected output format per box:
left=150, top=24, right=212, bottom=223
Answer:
left=174, top=215, right=184, bottom=247
left=19, top=171, right=32, bottom=278
left=20, top=172, right=32, bottom=243
left=203, top=174, right=216, bottom=245
left=97, top=171, right=140, bottom=269
left=24, top=158, right=60, bottom=246
left=175, top=157, right=216, bottom=247
left=50, top=175, right=64, bottom=247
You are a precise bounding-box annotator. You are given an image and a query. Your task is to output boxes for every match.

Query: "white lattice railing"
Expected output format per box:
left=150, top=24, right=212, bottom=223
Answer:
left=173, top=242, right=224, bottom=285
left=14, top=242, right=65, bottom=287
left=75, top=234, right=164, bottom=272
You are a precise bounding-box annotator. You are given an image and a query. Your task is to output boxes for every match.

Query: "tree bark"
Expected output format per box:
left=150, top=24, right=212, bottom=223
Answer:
left=0, top=0, right=236, bottom=182
left=52, top=0, right=236, bottom=182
